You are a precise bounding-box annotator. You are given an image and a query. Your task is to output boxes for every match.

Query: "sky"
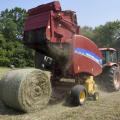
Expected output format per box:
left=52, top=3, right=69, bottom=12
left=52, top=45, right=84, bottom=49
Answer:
left=0, top=0, right=120, bottom=28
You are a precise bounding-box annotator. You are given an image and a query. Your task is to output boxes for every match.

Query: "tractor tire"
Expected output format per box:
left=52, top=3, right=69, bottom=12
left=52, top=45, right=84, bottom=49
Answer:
left=102, top=66, right=120, bottom=92
left=70, top=85, right=87, bottom=106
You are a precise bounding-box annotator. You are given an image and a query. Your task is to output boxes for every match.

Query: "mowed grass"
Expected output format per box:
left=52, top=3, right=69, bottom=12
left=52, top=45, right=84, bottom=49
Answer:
left=0, top=67, right=120, bottom=120
left=0, top=91, right=119, bottom=120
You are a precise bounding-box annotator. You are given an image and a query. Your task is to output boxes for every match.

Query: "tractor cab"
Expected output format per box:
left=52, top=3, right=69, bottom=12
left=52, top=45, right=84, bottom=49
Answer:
left=100, top=48, right=118, bottom=66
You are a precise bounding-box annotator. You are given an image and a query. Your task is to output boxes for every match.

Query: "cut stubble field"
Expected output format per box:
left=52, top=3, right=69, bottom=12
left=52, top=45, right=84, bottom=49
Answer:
left=0, top=67, right=120, bottom=120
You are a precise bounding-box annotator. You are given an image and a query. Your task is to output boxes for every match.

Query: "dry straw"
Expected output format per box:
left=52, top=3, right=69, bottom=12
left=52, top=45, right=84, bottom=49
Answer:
left=0, top=69, right=51, bottom=112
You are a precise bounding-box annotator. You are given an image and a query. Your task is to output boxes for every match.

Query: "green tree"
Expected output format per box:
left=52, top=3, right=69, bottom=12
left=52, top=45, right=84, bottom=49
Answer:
left=81, top=26, right=94, bottom=40
left=0, top=7, right=27, bottom=38
left=113, top=28, right=120, bottom=50
left=0, top=18, right=17, bottom=40
left=0, top=8, right=34, bottom=67
left=0, top=33, right=6, bottom=48
left=93, top=21, right=120, bottom=47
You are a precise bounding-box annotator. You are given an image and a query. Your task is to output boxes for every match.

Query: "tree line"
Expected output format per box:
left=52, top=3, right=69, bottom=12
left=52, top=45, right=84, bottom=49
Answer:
left=0, top=7, right=34, bottom=67
left=0, top=7, right=120, bottom=67
left=81, top=21, right=120, bottom=49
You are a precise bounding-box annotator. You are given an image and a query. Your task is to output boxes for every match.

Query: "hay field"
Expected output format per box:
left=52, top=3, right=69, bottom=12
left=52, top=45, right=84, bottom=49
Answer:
left=0, top=67, right=120, bottom=120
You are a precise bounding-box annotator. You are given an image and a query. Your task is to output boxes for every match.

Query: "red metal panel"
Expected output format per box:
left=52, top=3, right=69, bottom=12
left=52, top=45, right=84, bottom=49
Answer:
left=46, top=11, right=78, bottom=43
left=28, top=1, right=61, bottom=16
left=72, top=35, right=102, bottom=76
left=24, top=1, right=78, bottom=43
left=24, top=12, right=50, bottom=31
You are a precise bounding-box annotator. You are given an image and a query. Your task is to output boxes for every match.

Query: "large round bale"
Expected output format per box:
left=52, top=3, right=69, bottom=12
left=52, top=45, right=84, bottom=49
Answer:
left=0, top=69, right=51, bottom=112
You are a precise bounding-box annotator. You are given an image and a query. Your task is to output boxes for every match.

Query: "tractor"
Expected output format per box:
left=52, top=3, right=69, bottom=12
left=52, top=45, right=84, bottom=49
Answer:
left=97, top=48, right=120, bottom=92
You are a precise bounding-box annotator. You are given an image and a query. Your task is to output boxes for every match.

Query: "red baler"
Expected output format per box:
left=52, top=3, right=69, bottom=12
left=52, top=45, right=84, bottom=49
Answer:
left=24, top=1, right=102, bottom=105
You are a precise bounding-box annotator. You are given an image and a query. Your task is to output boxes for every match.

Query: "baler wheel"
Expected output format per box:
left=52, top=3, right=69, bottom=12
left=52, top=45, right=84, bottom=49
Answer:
left=102, top=66, right=120, bottom=92
left=70, top=85, right=87, bottom=106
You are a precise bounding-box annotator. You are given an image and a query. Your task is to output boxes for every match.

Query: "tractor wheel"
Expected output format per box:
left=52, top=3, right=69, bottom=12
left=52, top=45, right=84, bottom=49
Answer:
left=103, top=66, right=120, bottom=92
left=70, top=85, right=87, bottom=106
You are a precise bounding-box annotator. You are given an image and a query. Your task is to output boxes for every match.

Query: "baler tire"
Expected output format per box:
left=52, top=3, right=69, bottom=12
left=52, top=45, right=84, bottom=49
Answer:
left=103, top=66, right=120, bottom=92
left=70, top=85, right=87, bottom=106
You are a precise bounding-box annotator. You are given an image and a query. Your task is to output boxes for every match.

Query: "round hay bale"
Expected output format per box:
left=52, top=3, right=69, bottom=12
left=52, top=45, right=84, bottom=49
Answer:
left=0, top=69, right=51, bottom=112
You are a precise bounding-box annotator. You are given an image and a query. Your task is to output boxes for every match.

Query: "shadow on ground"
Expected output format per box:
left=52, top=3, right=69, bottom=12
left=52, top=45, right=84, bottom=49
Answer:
left=0, top=101, right=23, bottom=115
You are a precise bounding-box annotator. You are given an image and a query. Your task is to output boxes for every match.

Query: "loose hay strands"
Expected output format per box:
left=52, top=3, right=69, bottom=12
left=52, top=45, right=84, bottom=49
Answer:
left=0, top=69, right=51, bottom=112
